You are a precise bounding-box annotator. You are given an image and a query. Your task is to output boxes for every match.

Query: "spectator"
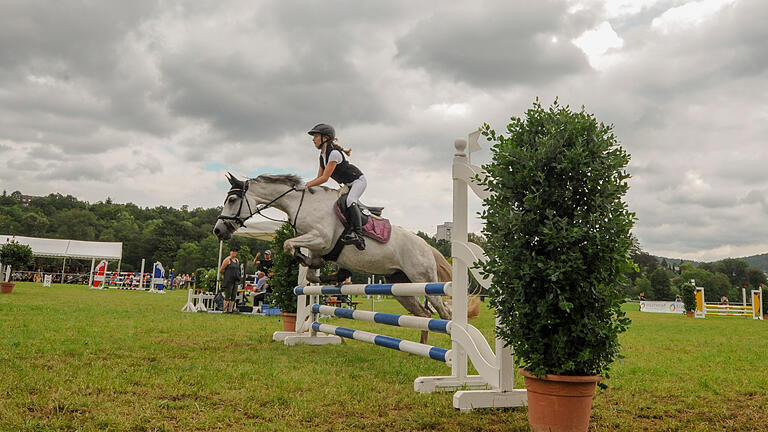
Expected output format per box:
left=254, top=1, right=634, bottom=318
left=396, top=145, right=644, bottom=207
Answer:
left=638, top=292, right=646, bottom=301
left=253, top=250, right=273, bottom=274
left=219, top=247, right=242, bottom=314
left=251, top=271, right=271, bottom=307
left=720, top=295, right=729, bottom=305
left=675, top=294, right=682, bottom=302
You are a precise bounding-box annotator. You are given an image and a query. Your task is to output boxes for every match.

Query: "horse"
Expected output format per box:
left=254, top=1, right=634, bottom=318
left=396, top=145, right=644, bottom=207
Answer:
left=213, top=173, right=452, bottom=344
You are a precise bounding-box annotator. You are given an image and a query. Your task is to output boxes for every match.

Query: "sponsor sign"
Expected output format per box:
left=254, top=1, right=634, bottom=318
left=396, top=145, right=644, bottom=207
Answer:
left=639, top=300, right=685, bottom=314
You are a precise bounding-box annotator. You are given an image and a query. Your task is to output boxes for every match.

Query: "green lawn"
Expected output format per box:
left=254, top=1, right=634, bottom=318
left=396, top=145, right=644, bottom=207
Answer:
left=1, top=282, right=766, bottom=431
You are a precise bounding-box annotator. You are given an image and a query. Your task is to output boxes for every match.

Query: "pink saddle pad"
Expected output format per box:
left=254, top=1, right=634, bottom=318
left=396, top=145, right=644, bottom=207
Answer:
left=334, top=204, right=392, bottom=244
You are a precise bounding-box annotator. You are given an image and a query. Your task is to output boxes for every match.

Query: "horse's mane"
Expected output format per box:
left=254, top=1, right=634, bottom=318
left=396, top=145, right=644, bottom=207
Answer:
left=252, top=174, right=335, bottom=192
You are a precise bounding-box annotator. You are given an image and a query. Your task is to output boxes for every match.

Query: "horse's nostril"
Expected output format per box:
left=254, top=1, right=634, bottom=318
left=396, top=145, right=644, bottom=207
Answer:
left=214, top=227, right=220, bottom=235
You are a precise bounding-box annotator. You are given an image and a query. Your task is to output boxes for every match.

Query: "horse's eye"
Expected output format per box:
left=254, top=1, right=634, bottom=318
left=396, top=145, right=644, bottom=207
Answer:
left=228, top=197, right=237, bottom=204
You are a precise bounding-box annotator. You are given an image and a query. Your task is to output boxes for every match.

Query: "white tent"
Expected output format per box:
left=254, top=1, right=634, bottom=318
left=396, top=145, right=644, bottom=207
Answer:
left=232, top=220, right=285, bottom=241
left=0, top=235, right=122, bottom=259
left=0, top=234, right=123, bottom=283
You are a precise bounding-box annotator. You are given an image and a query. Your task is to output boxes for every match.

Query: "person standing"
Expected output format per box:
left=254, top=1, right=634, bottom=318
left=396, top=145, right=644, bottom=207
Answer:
left=219, top=246, right=242, bottom=313
left=253, top=250, right=274, bottom=275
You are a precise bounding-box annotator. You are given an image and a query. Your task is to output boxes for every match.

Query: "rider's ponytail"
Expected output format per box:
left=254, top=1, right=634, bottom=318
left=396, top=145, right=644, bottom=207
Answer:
left=331, top=140, right=352, bottom=157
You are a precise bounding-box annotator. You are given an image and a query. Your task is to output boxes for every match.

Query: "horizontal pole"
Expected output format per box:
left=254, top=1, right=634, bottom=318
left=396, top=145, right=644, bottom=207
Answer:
left=311, top=304, right=450, bottom=334
left=295, top=282, right=450, bottom=297
left=704, top=304, right=752, bottom=309
left=311, top=322, right=451, bottom=364
left=705, top=312, right=752, bottom=316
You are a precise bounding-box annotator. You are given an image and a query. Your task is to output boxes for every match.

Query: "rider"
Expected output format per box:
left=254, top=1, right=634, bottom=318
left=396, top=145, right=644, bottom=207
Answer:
left=298, top=123, right=366, bottom=250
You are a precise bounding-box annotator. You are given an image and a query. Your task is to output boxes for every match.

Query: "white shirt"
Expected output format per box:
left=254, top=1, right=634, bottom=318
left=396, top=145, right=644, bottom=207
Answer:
left=321, top=148, right=344, bottom=167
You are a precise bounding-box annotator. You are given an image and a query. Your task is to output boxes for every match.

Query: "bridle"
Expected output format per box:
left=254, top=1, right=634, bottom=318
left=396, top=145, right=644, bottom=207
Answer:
left=217, top=180, right=307, bottom=231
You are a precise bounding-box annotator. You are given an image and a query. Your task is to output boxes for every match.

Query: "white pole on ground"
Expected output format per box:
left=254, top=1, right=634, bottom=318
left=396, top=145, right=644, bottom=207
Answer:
left=88, top=258, right=95, bottom=288
left=139, top=259, right=146, bottom=290
left=117, top=259, right=121, bottom=274
left=61, top=257, right=66, bottom=284
left=215, top=240, right=223, bottom=294
left=742, top=287, right=746, bottom=306
left=5, top=265, right=11, bottom=282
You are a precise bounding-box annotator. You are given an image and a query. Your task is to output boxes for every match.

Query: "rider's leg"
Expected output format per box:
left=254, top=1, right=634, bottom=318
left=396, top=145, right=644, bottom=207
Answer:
left=343, top=176, right=367, bottom=250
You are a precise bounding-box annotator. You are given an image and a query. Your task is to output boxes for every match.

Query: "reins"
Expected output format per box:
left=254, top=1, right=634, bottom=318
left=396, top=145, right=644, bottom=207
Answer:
left=217, top=180, right=307, bottom=232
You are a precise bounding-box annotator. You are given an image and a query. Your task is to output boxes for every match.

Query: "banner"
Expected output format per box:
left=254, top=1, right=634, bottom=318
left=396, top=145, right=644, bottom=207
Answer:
left=639, top=300, right=685, bottom=314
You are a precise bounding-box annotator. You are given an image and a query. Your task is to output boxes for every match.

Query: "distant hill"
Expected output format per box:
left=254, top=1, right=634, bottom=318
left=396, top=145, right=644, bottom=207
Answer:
left=653, top=253, right=768, bottom=273
left=735, top=253, right=768, bottom=273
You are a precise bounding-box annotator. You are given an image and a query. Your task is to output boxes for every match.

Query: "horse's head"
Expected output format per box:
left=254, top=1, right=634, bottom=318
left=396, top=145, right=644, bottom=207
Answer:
left=213, top=173, right=250, bottom=240
left=213, top=173, right=306, bottom=240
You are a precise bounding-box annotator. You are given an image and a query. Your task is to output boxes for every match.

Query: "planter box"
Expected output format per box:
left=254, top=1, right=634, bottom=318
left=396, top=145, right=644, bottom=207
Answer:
left=0, top=282, right=14, bottom=294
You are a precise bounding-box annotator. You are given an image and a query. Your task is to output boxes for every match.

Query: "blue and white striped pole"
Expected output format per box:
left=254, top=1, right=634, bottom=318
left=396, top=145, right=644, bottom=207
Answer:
left=311, top=322, right=452, bottom=364
left=311, top=304, right=451, bottom=334
left=295, top=282, right=451, bottom=297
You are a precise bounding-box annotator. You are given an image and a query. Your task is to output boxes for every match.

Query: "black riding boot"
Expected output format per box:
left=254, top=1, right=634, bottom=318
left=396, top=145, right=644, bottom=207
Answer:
left=343, top=203, right=366, bottom=250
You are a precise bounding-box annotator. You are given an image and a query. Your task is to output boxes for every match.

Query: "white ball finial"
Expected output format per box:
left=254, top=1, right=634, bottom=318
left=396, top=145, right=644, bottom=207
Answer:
left=454, top=138, right=467, bottom=153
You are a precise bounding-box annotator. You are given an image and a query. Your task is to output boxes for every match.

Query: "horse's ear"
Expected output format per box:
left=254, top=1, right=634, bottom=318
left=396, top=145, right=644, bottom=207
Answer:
left=226, top=172, right=235, bottom=185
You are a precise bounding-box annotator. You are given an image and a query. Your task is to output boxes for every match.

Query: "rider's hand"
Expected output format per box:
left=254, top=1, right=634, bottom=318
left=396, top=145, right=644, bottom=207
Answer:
left=294, top=183, right=307, bottom=191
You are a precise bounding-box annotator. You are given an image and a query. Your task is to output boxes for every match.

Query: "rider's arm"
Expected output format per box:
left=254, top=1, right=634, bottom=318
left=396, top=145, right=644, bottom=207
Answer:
left=306, top=161, right=337, bottom=188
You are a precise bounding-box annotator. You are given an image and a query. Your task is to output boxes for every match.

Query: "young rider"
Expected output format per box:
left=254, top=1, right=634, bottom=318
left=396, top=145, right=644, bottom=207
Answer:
left=297, top=123, right=366, bottom=250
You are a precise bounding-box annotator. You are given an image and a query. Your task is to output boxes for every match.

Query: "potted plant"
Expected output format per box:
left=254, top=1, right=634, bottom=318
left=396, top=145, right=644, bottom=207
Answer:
left=679, top=280, right=696, bottom=317
left=480, top=100, right=634, bottom=432
left=269, top=222, right=299, bottom=330
left=0, top=240, right=35, bottom=294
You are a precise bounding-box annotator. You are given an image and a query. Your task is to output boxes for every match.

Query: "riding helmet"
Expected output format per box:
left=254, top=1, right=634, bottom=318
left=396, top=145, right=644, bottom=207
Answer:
left=307, top=123, right=335, bottom=140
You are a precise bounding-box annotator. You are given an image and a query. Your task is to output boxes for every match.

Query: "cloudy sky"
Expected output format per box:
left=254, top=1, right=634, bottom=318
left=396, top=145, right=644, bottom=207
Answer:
left=1, top=0, right=766, bottom=261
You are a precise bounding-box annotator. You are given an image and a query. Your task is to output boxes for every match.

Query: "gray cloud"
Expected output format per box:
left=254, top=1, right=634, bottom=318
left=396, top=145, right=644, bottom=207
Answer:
left=1, top=0, right=767, bottom=261
left=395, top=0, right=595, bottom=87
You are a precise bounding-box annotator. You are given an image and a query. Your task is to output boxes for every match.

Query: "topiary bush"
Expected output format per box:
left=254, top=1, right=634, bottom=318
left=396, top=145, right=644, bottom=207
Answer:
left=480, top=99, right=634, bottom=379
left=269, top=222, right=299, bottom=313
left=0, top=241, right=35, bottom=278
left=194, top=267, right=217, bottom=292
left=679, top=280, right=696, bottom=313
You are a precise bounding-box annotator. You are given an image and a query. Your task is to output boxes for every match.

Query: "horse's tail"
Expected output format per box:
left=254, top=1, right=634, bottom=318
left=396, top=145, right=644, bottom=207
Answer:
left=431, top=246, right=452, bottom=282
left=431, top=246, right=481, bottom=319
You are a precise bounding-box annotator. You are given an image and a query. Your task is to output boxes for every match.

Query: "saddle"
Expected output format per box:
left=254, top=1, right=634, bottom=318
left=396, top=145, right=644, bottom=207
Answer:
left=322, top=194, right=392, bottom=262
left=333, top=195, right=391, bottom=243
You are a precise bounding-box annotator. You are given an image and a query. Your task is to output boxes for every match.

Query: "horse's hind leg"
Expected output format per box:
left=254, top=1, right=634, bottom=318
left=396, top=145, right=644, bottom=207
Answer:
left=387, top=272, right=432, bottom=344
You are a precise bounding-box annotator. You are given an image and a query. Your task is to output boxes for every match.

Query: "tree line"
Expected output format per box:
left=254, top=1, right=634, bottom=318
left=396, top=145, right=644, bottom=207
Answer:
left=628, top=247, right=767, bottom=302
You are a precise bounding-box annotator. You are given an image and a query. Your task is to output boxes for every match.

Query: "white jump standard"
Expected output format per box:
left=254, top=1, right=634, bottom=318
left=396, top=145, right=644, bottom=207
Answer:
left=275, top=135, right=527, bottom=411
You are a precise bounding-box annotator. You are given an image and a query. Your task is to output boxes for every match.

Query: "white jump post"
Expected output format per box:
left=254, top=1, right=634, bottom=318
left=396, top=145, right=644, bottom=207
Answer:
left=273, top=133, right=527, bottom=411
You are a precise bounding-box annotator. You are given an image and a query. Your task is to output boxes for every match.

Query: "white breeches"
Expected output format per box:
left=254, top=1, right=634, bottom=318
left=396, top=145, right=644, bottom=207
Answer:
left=346, top=175, right=367, bottom=207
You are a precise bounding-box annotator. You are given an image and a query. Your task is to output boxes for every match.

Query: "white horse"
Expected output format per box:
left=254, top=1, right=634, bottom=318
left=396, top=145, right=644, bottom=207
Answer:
left=213, top=173, right=452, bottom=343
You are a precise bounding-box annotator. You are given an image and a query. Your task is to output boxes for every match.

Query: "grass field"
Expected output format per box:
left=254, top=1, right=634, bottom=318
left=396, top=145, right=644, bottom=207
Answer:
left=1, top=282, right=767, bottom=431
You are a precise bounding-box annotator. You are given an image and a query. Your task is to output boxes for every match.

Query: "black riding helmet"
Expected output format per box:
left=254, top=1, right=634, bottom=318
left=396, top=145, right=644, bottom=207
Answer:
left=307, top=123, right=335, bottom=141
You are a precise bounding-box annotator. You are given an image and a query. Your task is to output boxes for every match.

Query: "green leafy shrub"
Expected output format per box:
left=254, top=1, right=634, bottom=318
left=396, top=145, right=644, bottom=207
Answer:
left=194, top=267, right=217, bottom=292
left=480, top=100, right=634, bottom=378
left=0, top=241, right=35, bottom=275
left=679, top=280, right=696, bottom=313
left=269, top=223, right=299, bottom=313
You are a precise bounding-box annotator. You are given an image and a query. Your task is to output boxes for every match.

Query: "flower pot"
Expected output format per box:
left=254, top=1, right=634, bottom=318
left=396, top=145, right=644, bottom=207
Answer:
left=0, top=282, right=14, bottom=294
left=519, top=368, right=601, bottom=432
left=281, top=312, right=297, bottom=332
left=686, top=311, right=694, bottom=318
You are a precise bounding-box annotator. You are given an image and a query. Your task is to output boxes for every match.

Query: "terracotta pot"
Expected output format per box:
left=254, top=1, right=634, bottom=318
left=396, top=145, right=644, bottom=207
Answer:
left=686, top=311, right=694, bottom=318
left=0, top=282, right=14, bottom=294
left=281, top=312, right=297, bottom=332
left=519, top=368, right=601, bottom=432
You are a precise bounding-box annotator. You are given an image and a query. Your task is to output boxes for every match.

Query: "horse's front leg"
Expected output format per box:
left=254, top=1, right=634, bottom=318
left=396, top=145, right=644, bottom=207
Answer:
left=283, top=230, right=328, bottom=269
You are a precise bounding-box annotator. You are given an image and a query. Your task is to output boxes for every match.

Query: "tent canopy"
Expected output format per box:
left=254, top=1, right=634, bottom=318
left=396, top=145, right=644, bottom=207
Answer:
left=232, top=220, right=284, bottom=241
left=0, top=235, right=123, bottom=260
